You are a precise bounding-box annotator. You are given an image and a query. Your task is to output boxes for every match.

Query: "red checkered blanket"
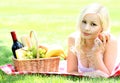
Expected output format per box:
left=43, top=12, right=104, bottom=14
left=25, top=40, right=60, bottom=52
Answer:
left=0, top=60, right=120, bottom=78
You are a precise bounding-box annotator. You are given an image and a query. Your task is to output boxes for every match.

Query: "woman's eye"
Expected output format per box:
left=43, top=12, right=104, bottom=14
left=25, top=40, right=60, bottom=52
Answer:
left=82, top=20, right=86, bottom=24
left=91, top=23, right=97, bottom=26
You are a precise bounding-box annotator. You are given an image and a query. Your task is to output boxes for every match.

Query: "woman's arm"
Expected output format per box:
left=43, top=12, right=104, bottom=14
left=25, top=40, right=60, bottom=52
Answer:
left=93, top=53, right=110, bottom=75
left=104, top=36, right=118, bottom=74
left=67, top=32, right=79, bottom=74
left=89, top=34, right=111, bottom=75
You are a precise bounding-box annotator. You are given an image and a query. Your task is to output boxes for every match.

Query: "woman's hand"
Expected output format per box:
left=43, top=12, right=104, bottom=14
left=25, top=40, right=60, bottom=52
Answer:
left=89, top=33, right=110, bottom=74
left=98, top=32, right=110, bottom=45
left=86, top=32, right=111, bottom=75
left=92, top=32, right=110, bottom=54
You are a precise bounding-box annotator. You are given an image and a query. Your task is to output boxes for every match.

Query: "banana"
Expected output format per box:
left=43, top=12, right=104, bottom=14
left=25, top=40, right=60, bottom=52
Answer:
left=45, top=48, right=66, bottom=59
left=60, top=53, right=67, bottom=60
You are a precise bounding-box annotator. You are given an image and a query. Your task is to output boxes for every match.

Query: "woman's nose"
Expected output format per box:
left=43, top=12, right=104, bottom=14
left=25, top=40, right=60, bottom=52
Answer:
left=84, top=24, right=90, bottom=31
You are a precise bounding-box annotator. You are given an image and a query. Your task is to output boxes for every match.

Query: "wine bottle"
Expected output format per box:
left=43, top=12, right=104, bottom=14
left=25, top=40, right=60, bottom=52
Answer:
left=11, top=31, right=24, bottom=58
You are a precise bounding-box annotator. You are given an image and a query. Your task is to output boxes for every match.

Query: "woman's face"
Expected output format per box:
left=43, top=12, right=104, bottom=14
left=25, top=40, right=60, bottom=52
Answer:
left=80, top=13, right=102, bottom=39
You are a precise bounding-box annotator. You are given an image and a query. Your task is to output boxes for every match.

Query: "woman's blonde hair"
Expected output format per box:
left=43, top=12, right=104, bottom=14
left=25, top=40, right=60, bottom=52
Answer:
left=75, top=3, right=111, bottom=53
left=77, top=3, right=110, bottom=32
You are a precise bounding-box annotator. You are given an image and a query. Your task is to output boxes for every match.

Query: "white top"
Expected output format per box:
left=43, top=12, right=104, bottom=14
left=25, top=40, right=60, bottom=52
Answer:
left=76, top=52, right=95, bottom=73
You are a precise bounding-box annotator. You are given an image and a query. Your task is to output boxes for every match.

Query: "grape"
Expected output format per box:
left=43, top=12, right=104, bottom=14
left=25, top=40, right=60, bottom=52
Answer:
left=27, top=46, right=37, bottom=58
left=26, top=51, right=34, bottom=59
left=25, top=46, right=46, bottom=59
left=38, top=48, right=46, bottom=58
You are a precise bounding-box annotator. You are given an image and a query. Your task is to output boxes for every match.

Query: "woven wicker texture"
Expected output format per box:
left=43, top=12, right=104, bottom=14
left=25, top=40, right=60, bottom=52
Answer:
left=13, top=57, right=60, bottom=72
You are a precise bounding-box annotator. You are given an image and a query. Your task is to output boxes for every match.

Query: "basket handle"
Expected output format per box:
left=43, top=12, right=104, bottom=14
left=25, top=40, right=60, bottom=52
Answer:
left=30, top=30, right=39, bottom=59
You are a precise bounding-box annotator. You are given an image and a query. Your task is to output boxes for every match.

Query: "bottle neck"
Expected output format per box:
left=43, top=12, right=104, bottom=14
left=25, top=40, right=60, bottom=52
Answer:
left=11, top=31, right=18, bottom=42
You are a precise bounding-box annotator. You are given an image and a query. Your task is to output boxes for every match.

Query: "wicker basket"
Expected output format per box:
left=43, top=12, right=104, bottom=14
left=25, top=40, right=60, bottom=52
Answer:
left=13, top=31, right=60, bottom=72
left=13, top=57, right=60, bottom=72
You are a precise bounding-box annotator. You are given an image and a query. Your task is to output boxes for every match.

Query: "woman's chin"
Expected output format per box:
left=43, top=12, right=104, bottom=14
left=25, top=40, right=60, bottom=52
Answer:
left=81, top=34, right=97, bottom=40
left=81, top=35, right=92, bottom=39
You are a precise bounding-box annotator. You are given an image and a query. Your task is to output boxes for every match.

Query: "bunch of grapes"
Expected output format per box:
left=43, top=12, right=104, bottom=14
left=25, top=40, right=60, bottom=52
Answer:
left=26, top=51, right=34, bottom=59
left=25, top=46, right=37, bottom=59
left=23, top=46, right=47, bottom=59
left=38, top=48, right=47, bottom=58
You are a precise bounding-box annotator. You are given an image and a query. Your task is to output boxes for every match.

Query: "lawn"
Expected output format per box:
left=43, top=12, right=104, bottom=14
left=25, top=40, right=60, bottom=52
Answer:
left=0, top=0, right=120, bottom=82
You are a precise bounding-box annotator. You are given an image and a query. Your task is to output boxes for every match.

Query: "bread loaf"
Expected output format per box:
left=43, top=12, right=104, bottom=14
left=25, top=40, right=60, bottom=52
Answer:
left=21, top=35, right=32, bottom=48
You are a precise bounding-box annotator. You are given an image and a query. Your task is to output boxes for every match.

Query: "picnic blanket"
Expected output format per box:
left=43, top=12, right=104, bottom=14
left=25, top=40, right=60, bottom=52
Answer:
left=0, top=60, right=120, bottom=78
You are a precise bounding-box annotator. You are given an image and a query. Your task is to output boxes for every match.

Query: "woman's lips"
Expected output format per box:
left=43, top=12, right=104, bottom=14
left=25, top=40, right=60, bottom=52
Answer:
left=83, top=32, right=91, bottom=36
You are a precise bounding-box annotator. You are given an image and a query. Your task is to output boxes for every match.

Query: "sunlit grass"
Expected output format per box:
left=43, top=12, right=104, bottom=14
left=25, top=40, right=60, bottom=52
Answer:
left=0, top=0, right=120, bottom=82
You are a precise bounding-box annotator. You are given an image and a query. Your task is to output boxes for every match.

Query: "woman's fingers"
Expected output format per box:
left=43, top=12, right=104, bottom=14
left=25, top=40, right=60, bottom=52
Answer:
left=91, top=37, right=105, bottom=55
left=98, top=32, right=110, bottom=46
left=92, top=38, right=103, bottom=51
left=92, top=32, right=110, bottom=54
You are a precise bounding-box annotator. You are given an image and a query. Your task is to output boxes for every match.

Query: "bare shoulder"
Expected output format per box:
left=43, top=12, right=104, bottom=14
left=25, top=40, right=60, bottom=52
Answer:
left=107, top=35, right=117, bottom=45
left=104, top=35, right=118, bottom=73
left=105, top=34, right=118, bottom=52
left=68, top=32, right=79, bottom=40
left=68, top=32, right=79, bottom=45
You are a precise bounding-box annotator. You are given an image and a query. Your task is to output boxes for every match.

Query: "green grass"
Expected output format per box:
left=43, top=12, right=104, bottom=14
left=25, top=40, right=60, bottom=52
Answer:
left=0, top=0, right=120, bottom=82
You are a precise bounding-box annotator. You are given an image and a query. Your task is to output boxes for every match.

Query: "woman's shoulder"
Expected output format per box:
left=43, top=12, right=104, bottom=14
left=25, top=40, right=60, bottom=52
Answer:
left=107, top=34, right=118, bottom=47
left=68, top=31, right=80, bottom=46
left=68, top=31, right=80, bottom=39
left=109, top=34, right=118, bottom=43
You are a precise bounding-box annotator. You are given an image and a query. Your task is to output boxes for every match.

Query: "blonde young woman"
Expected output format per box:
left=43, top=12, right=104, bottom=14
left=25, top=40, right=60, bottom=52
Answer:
left=67, top=3, right=118, bottom=76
